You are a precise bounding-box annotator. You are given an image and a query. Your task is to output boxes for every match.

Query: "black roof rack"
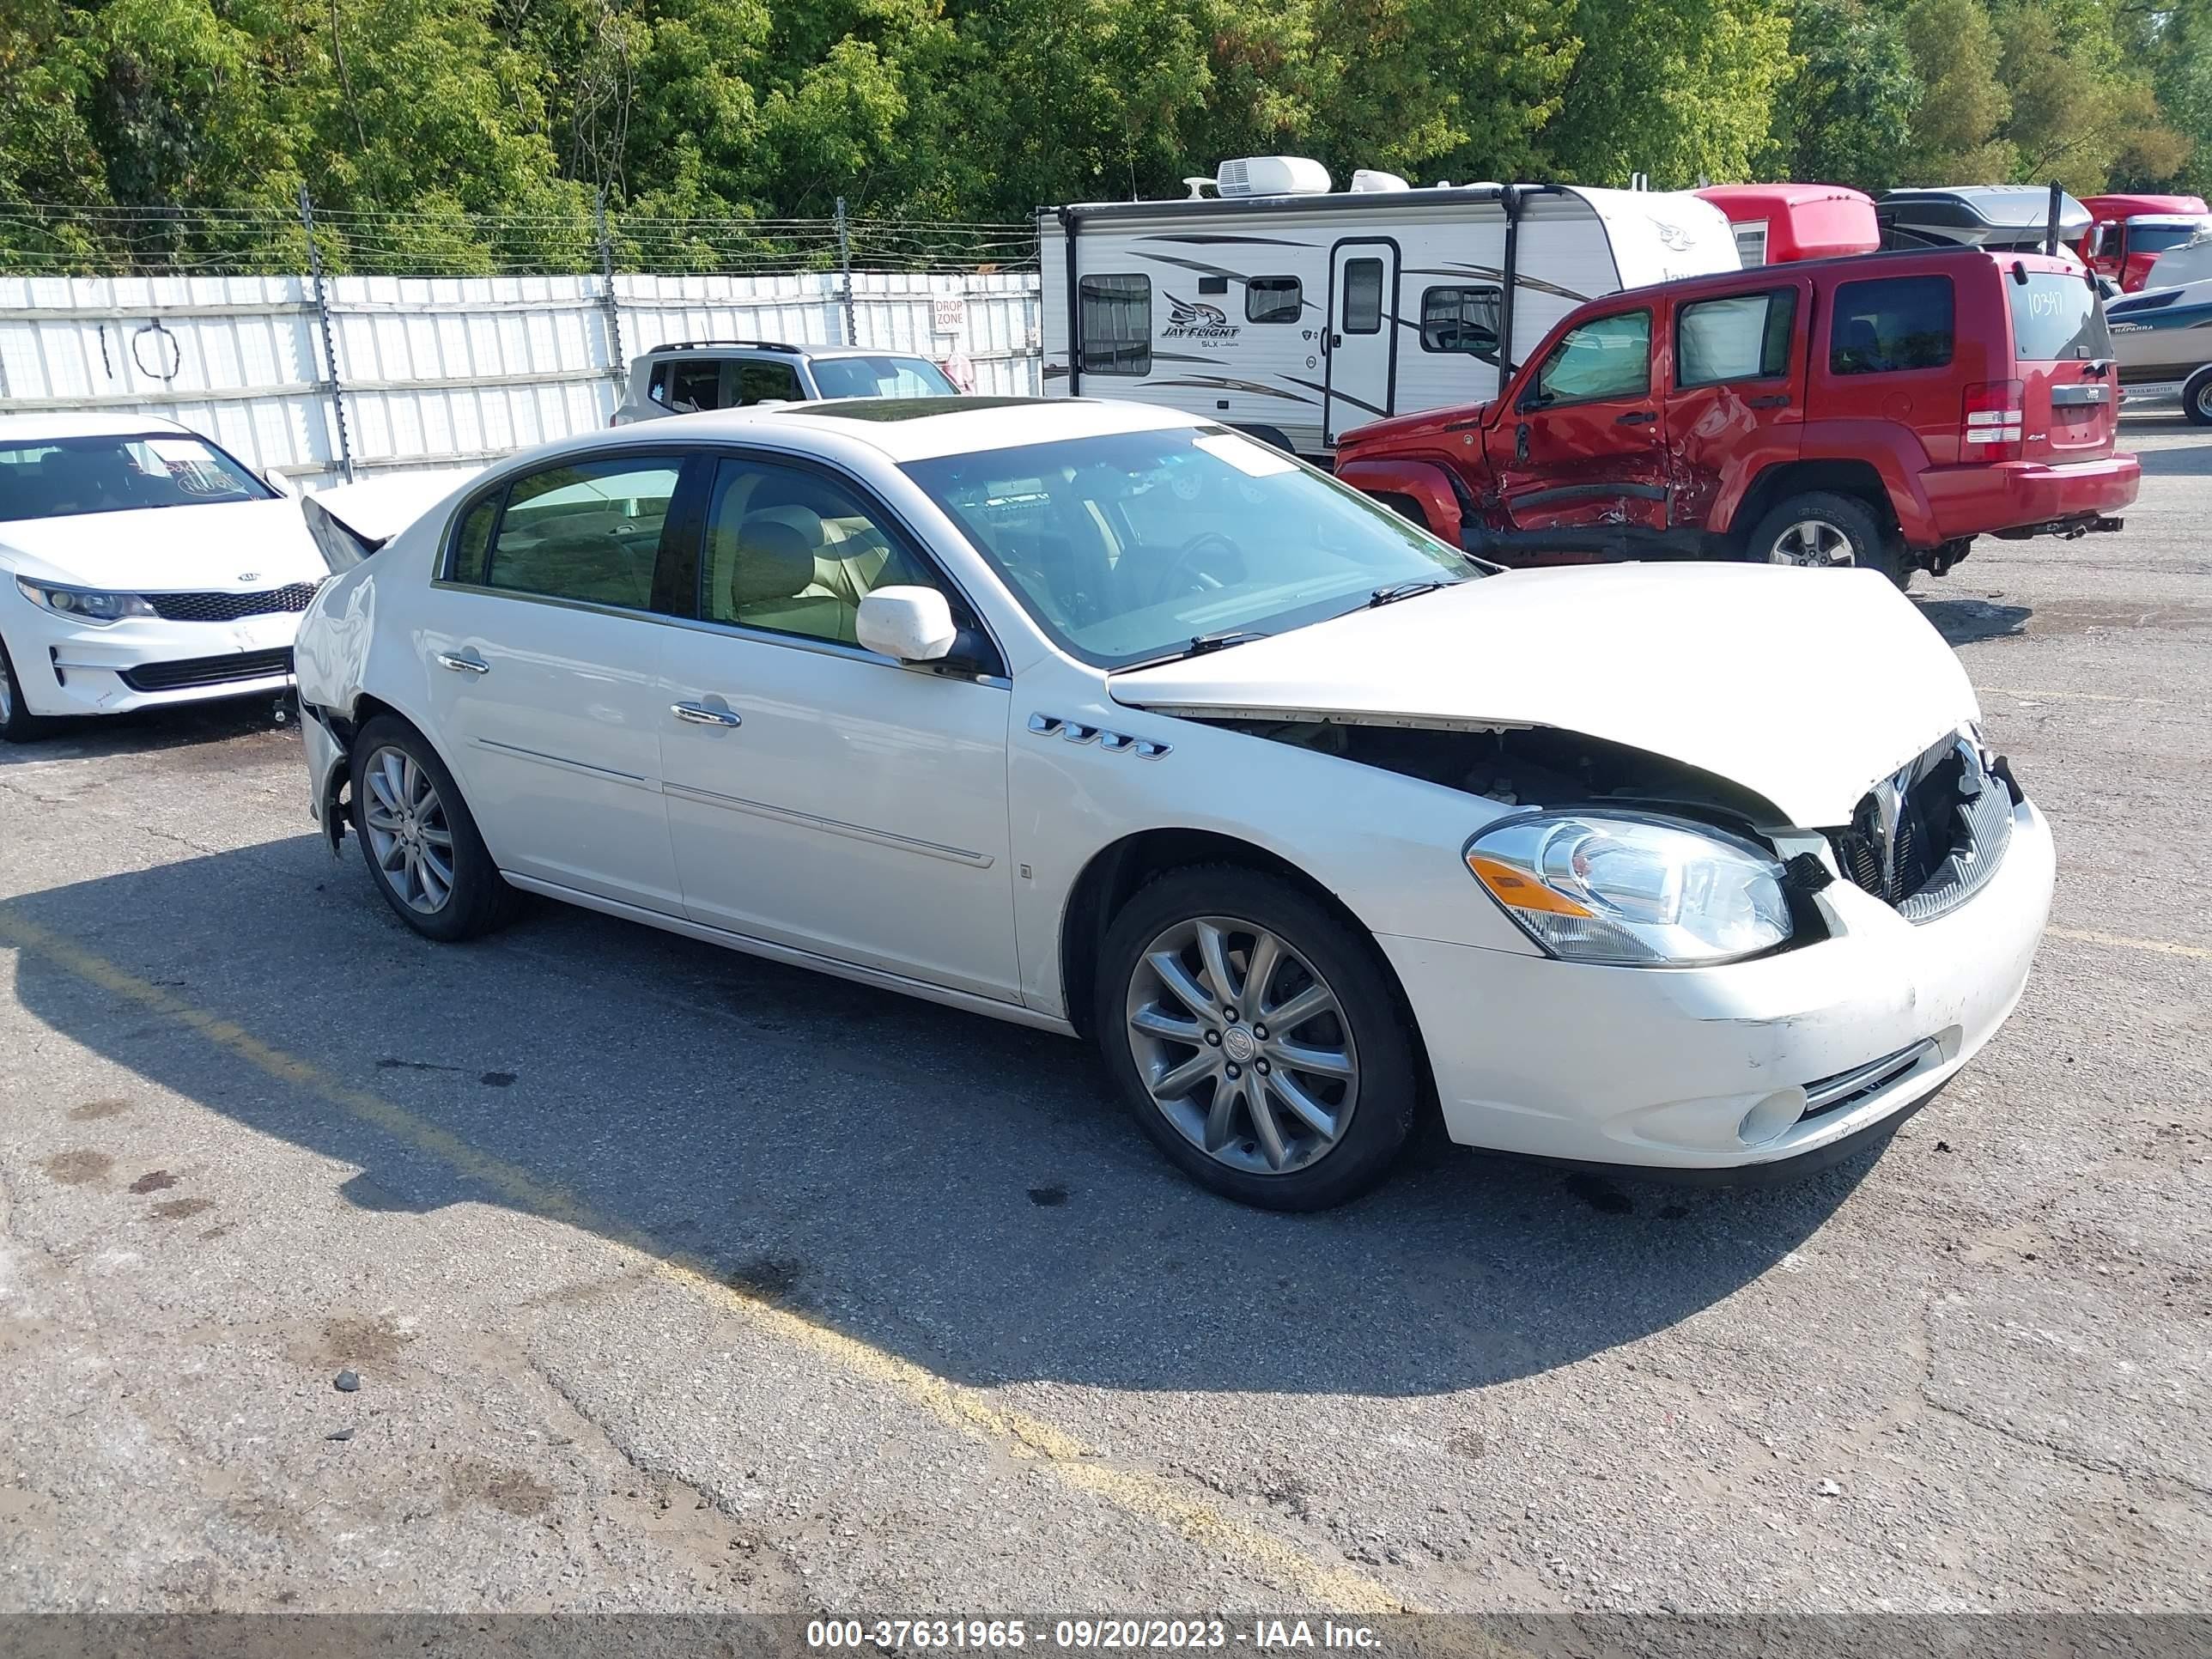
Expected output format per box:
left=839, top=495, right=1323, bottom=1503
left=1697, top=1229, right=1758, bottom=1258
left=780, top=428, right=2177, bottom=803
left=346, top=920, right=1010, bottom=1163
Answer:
left=646, top=339, right=805, bottom=355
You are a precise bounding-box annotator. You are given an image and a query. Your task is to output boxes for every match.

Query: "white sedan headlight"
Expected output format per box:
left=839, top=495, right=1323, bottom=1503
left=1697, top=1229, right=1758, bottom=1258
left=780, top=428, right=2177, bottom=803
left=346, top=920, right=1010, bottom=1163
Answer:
left=14, top=577, right=157, bottom=624
left=1464, top=811, right=1792, bottom=966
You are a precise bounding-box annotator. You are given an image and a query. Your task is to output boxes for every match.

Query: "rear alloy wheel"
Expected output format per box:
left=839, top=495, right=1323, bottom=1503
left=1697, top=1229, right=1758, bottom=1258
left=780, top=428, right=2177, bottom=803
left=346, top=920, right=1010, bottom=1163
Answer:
left=350, top=714, right=514, bottom=941
left=0, top=635, right=50, bottom=744
left=1745, top=489, right=1905, bottom=590
left=2183, top=366, right=2212, bottom=428
left=1097, top=867, right=1420, bottom=1209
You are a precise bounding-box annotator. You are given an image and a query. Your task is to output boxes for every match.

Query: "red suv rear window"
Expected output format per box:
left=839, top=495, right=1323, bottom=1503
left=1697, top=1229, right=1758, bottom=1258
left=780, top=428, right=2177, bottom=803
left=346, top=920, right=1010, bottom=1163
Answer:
left=2008, top=272, right=2112, bottom=362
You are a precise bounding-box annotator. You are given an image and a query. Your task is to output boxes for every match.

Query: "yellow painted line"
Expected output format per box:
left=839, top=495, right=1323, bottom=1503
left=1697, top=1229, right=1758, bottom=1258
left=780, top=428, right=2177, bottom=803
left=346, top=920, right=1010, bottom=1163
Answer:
left=1983, top=686, right=2167, bottom=706
left=2049, top=925, right=2212, bottom=963
left=0, top=910, right=1404, bottom=1613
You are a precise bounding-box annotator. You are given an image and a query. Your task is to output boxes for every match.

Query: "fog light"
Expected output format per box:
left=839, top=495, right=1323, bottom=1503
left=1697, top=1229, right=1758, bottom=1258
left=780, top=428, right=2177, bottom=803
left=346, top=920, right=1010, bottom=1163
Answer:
left=1738, top=1090, right=1805, bottom=1146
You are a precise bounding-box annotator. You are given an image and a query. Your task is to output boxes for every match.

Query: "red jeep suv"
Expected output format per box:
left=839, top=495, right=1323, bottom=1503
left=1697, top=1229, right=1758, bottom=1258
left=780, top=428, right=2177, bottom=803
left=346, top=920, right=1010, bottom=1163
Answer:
left=1334, top=246, right=2139, bottom=586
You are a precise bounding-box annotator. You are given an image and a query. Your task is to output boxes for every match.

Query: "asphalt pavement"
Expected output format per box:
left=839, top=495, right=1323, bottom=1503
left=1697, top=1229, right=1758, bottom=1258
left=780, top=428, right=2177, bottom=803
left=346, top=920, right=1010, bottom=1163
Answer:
left=1, top=416, right=2205, bottom=1616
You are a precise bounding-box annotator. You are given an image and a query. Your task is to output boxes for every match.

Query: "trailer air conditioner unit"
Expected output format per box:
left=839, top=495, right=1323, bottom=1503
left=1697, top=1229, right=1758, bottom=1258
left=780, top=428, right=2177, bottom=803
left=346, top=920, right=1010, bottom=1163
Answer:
left=1216, top=156, right=1332, bottom=198
left=1349, top=169, right=1410, bottom=193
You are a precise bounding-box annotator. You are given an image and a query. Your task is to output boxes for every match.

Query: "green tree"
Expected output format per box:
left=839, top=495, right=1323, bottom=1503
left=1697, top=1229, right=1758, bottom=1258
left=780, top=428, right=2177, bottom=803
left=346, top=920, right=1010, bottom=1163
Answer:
left=1768, top=0, right=1920, bottom=190
left=1895, top=0, right=2014, bottom=183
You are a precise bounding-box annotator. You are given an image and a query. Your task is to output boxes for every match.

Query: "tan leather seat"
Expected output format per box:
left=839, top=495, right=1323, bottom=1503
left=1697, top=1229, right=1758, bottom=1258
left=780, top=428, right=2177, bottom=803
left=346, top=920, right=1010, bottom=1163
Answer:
left=723, top=516, right=855, bottom=642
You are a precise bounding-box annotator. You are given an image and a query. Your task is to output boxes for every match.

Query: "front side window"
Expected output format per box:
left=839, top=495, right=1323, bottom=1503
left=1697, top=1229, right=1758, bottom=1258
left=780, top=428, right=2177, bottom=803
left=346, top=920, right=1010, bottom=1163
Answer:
left=0, top=434, right=274, bottom=522
left=480, top=456, right=682, bottom=608
left=650, top=359, right=722, bottom=412
left=1080, top=275, right=1152, bottom=376
left=701, top=459, right=941, bottom=647
left=1533, top=310, right=1651, bottom=406
left=1245, top=276, right=1302, bottom=324
left=1676, top=289, right=1797, bottom=388
left=1341, top=259, right=1384, bottom=333
left=904, top=425, right=1469, bottom=670
left=734, top=362, right=805, bottom=405
left=808, top=356, right=957, bottom=399
left=1420, top=286, right=1502, bottom=360
left=1830, top=276, right=1954, bottom=374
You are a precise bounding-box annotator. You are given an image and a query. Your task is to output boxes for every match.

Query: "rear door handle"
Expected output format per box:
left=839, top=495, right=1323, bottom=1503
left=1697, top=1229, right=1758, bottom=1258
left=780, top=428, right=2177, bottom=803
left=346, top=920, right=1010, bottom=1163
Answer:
left=671, top=701, right=741, bottom=728
left=1615, top=410, right=1656, bottom=425
left=1747, top=393, right=1790, bottom=409
left=434, top=649, right=489, bottom=675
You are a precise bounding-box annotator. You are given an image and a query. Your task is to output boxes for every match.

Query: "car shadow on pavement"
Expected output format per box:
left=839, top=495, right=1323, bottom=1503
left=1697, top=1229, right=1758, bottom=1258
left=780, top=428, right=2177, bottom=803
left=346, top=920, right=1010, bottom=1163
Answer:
left=0, top=695, right=296, bottom=769
left=3, top=834, right=1878, bottom=1399
left=1915, top=595, right=2032, bottom=646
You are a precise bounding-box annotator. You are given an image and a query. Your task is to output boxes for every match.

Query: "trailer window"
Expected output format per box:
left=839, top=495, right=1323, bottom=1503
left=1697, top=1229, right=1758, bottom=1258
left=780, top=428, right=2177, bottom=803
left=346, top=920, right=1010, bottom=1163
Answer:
left=1676, top=289, right=1796, bottom=387
left=1246, top=276, right=1303, bottom=324
left=1830, top=275, right=1954, bottom=374
left=1079, top=275, right=1152, bottom=376
left=1341, top=259, right=1384, bottom=333
left=1419, top=286, right=1502, bottom=362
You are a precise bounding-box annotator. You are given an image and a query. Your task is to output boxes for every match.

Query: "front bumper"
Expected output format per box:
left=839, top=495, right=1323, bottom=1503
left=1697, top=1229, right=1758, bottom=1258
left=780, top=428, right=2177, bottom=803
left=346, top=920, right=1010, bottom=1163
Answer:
left=4, top=601, right=301, bottom=718
left=1381, top=798, right=2056, bottom=1171
left=1917, top=453, right=2140, bottom=544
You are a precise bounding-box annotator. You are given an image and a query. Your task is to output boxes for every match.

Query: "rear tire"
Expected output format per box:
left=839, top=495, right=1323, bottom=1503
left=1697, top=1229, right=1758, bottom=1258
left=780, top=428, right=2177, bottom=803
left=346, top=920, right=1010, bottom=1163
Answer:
left=1094, top=866, right=1421, bottom=1210
left=350, top=714, right=515, bottom=941
left=1743, top=489, right=1906, bottom=590
left=2182, top=366, right=2212, bottom=428
left=0, top=635, right=50, bottom=744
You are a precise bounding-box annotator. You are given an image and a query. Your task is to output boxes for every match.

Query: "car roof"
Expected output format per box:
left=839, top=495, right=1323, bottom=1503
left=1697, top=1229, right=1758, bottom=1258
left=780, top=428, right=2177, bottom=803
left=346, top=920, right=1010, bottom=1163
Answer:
left=0, top=411, right=191, bottom=443
left=1583, top=245, right=2071, bottom=310
left=645, top=341, right=939, bottom=362
left=641, top=396, right=1206, bottom=463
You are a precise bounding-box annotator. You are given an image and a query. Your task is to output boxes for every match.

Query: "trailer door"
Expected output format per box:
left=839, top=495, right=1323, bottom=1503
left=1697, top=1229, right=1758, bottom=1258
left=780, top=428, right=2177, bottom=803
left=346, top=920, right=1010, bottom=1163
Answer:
left=1325, top=240, right=1400, bottom=444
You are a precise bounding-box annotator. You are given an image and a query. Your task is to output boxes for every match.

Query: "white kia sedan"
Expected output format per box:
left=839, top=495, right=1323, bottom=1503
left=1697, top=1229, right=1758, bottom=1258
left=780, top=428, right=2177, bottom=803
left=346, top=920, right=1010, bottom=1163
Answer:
left=293, top=398, right=2054, bottom=1208
left=0, top=414, right=328, bottom=740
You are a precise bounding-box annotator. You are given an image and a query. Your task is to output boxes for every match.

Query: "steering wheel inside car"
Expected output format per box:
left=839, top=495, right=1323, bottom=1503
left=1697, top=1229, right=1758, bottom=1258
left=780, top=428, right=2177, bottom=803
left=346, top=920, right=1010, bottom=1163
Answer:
left=1150, top=531, right=1248, bottom=605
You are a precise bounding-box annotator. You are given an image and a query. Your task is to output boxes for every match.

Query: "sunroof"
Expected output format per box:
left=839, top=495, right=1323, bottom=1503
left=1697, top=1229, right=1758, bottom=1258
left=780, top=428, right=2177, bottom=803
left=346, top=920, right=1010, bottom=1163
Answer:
left=804, top=396, right=1048, bottom=422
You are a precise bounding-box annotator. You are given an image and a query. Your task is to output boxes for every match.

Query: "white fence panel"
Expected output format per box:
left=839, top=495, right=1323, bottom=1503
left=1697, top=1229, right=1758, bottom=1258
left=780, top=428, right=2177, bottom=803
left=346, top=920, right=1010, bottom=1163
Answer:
left=1, top=267, right=1044, bottom=489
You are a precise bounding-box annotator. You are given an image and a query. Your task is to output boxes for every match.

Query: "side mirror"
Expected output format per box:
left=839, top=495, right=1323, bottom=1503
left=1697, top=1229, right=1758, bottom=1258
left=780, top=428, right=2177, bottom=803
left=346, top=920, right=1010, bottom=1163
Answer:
left=855, top=586, right=958, bottom=662
left=262, top=470, right=296, bottom=497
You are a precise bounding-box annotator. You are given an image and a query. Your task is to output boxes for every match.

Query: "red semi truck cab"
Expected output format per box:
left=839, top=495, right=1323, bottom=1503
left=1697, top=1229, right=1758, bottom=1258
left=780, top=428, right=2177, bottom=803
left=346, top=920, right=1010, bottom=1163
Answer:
left=2080, top=194, right=2212, bottom=291
left=1334, top=246, right=2139, bottom=586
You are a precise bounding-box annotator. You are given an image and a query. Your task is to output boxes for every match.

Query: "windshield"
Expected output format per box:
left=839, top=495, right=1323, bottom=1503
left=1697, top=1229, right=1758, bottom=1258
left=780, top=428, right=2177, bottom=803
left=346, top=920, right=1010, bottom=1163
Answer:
left=903, top=426, right=1473, bottom=668
left=2008, top=272, right=2112, bottom=362
left=0, top=433, right=275, bottom=522
left=810, top=356, right=958, bottom=400
left=2130, top=223, right=2209, bottom=255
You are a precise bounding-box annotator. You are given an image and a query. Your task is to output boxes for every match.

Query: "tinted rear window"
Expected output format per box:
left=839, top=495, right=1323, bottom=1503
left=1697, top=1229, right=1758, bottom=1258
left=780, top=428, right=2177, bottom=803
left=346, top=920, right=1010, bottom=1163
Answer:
left=1829, top=275, right=1954, bottom=375
left=2008, top=273, right=2112, bottom=362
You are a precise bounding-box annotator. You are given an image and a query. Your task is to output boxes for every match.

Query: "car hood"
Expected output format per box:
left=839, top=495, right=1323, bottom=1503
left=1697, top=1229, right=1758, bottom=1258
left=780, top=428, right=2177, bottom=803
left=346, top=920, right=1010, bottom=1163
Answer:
left=0, top=498, right=329, bottom=592
left=1108, top=563, right=1978, bottom=827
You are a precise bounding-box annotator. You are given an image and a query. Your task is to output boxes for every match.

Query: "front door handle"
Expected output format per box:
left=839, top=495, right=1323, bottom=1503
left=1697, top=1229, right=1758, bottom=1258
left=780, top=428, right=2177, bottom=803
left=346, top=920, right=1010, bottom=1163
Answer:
left=434, top=649, right=489, bottom=675
left=1615, top=410, right=1656, bottom=425
left=671, top=701, right=741, bottom=728
left=1747, top=393, right=1790, bottom=409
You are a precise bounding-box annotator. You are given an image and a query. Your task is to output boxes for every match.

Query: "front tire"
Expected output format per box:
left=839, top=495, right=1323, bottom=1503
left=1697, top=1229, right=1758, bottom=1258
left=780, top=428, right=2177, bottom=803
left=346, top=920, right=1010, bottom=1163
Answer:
left=1095, top=866, right=1421, bottom=1210
left=2182, top=365, right=2212, bottom=428
left=0, top=635, right=50, bottom=744
left=350, top=714, right=514, bottom=941
left=1744, top=489, right=1905, bottom=589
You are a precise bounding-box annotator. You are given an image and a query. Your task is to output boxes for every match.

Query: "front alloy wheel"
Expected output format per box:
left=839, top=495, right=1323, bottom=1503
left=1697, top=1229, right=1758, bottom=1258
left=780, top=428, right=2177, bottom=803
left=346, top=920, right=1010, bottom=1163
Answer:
left=1097, top=867, right=1419, bottom=1209
left=1125, top=915, right=1359, bottom=1176
left=361, top=744, right=456, bottom=915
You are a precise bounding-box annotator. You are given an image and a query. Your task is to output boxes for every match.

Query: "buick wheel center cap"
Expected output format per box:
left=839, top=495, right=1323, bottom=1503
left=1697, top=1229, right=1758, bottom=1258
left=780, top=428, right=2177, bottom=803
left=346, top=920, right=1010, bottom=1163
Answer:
left=1223, top=1026, right=1256, bottom=1063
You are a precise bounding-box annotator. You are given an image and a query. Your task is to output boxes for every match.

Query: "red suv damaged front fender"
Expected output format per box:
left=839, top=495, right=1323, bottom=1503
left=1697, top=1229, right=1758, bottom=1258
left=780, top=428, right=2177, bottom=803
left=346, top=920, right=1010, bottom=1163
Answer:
left=1332, top=454, right=1469, bottom=544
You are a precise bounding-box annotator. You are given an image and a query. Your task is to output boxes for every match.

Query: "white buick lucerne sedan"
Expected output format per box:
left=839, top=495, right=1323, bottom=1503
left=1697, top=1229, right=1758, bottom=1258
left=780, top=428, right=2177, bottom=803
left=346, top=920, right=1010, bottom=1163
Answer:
left=0, top=415, right=337, bottom=740
left=294, top=397, right=2054, bottom=1208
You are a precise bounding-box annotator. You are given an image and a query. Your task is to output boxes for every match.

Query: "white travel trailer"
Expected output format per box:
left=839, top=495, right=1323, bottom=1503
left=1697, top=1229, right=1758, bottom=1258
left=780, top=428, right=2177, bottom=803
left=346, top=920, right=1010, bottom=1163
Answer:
left=1037, top=160, right=1740, bottom=457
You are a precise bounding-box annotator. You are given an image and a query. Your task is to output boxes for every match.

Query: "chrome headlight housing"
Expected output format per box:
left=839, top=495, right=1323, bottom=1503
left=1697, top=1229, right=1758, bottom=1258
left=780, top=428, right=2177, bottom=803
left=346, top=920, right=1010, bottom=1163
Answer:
left=1465, top=811, right=1792, bottom=966
left=14, top=578, right=156, bottom=625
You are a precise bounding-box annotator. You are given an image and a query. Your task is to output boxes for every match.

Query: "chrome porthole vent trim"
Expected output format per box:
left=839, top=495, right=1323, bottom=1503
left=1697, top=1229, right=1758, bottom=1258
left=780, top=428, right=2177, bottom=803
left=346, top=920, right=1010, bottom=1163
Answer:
left=1028, top=712, right=1170, bottom=759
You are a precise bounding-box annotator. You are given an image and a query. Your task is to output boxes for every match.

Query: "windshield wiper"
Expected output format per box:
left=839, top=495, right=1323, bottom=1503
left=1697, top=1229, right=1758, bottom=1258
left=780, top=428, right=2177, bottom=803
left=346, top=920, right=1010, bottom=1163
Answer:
left=1179, top=629, right=1270, bottom=658
left=1368, top=578, right=1450, bottom=607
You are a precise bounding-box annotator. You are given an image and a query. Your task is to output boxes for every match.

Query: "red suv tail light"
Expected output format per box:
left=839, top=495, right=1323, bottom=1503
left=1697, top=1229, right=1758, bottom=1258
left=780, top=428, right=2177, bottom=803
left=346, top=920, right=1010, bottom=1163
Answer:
left=1961, top=380, right=2024, bottom=461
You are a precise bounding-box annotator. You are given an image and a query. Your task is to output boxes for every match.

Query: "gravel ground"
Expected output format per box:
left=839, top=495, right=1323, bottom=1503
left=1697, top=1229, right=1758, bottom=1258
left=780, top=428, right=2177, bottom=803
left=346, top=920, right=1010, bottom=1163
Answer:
left=0, top=414, right=2206, bottom=1617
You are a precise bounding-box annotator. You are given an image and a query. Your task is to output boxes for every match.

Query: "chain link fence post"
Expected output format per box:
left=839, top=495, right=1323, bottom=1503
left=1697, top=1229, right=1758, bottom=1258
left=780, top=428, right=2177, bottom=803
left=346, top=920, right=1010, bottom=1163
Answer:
left=595, top=188, right=627, bottom=401
left=835, top=196, right=858, bottom=346
left=297, top=185, right=356, bottom=484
